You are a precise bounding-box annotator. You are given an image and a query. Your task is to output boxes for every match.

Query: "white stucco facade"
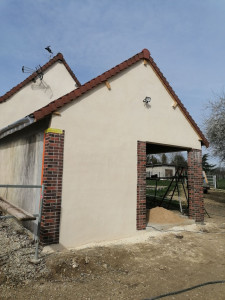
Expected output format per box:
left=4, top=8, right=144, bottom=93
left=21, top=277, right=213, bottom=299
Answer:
left=146, top=165, right=176, bottom=178
left=0, top=62, right=77, bottom=129
left=49, top=60, right=202, bottom=247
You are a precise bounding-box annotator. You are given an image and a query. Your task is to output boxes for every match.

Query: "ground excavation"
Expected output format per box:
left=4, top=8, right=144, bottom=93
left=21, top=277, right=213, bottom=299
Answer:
left=0, top=190, right=225, bottom=300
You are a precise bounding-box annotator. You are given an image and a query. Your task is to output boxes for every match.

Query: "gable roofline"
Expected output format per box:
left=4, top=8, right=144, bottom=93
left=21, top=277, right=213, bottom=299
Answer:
left=0, top=53, right=81, bottom=104
left=31, top=48, right=208, bottom=147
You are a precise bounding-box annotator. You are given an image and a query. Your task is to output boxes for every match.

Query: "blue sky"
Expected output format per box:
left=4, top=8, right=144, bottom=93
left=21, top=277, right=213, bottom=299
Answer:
left=0, top=0, right=224, bottom=163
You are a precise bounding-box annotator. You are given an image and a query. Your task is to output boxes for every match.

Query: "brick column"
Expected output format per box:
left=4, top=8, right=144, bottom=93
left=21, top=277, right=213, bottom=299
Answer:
left=187, top=149, right=204, bottom=222
left=40, top=128, right=64, bottom=245
left=137, top=141, right=146, bottom=230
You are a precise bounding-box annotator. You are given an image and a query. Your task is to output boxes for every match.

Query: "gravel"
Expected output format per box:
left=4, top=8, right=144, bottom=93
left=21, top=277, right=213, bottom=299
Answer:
left=0, top=215, right=49, bottom=286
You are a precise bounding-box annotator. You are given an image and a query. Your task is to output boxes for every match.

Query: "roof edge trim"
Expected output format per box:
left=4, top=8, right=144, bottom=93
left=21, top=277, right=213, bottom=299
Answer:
left=0, top=116, right=35, bottom=140
left=31, top=48, right=208, bottom=148
left=0, top=53, right=81, bottom=104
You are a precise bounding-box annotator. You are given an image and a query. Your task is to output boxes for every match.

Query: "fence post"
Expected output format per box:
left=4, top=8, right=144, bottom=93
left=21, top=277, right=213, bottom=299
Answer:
left=213, top=175, right=217, bottom=189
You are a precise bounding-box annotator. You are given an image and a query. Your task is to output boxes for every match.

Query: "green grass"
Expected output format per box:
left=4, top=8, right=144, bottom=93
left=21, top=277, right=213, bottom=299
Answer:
left=217, top=179, right=225, bottom=190
left=146, top=179, right=174, bottom=186
left=146, top=179, right=176, bottom=197
left=146, top=178, right=188, bottom=212
left=146, top=187, right=167, bottom=197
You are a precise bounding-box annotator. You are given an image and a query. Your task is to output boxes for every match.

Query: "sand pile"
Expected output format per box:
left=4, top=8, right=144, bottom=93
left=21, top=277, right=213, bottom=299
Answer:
left=147, top=207, right=184, bottom=224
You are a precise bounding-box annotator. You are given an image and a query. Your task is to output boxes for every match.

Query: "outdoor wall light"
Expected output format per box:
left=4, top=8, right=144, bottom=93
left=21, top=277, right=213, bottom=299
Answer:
left=143, top=96, right=151, bottom=104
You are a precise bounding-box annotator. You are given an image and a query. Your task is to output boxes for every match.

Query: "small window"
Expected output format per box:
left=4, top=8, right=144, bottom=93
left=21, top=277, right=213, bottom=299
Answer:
left=165, top=169, right=173, bottom=177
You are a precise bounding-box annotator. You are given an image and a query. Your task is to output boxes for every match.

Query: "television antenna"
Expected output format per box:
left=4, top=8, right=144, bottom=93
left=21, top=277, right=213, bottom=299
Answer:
left=22, top=65, right=43, bottom=82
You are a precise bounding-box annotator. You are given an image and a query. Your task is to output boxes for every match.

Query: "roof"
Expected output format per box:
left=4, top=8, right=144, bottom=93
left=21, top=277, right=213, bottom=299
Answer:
left=146, top=164, right=176, bottom=168
left=32, top=49, right=209, bottom=147
left=0, top=53, right=81, bottom=104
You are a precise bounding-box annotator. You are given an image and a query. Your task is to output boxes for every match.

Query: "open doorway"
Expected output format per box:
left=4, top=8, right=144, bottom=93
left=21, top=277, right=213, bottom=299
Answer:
left=146, top=142, right=190, bottom=226
left=146, top=151, right=188, bottom=211
left=137, top=141, right=199, bottom=230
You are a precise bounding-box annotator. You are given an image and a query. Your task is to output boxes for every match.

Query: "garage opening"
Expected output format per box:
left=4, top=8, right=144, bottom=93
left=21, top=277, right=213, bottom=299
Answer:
left=137, top=141, right=204, bottom=230
left=146, top=142, right=190, bottom=226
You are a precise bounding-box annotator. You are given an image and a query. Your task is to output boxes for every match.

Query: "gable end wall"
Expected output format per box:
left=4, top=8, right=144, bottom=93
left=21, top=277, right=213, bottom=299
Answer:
left=49, top=61, right=202, bottom=247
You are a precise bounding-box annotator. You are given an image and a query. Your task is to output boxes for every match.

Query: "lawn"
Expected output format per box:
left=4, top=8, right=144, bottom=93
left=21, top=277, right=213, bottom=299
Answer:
left=146, top=178, right=188, bottom=210
left=146, top=179, right=174, bottom=186
left=146, top=179, right=179, bottom=197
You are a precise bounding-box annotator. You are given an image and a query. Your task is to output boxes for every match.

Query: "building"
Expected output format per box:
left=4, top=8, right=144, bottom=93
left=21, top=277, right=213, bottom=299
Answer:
left=146, top=164, right=176, bottom=178
left=0, top=49, right=209, bottom=248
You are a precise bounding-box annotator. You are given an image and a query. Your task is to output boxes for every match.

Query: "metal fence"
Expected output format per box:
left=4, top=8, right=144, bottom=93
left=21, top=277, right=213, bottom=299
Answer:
left=206, top=174, right=217, bottom=189
left=0, top=184, right=44, bottom=262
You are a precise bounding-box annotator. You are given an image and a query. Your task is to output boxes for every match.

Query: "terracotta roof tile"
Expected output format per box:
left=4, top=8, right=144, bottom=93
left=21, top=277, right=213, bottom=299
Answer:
left=31, top=48, right=208, bottom=147
left=73, top=89, right=81, bottom=98
left=142, top=49, right=150, bottom=59
left=49, top=102, right=57, bottom=111
left=0, top=53, right=81, bottom=104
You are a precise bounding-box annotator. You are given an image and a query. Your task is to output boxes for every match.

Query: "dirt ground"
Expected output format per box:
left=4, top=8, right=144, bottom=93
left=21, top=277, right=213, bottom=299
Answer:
left=1, top=190, right=225, bottom=300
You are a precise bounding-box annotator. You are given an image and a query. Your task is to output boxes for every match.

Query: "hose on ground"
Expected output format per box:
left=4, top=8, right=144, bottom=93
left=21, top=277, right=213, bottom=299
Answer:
left=144, top=280, right=225, bottom=300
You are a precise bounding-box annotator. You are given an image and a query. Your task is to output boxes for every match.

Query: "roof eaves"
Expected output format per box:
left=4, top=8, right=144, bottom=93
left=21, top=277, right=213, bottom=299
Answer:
left=32, top=48, right=209, bottom=147
left=148, top=56, right=209, bottom=148
left=0, top=53, right=81, bottom=104
left=59, top=55, right=81, bottom=87
left=32, top=49, right=149, bottom=121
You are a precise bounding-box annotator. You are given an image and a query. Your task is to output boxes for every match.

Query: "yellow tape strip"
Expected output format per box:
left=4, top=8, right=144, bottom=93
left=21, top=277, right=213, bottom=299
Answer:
left=45, top=128, right=63, bottom=134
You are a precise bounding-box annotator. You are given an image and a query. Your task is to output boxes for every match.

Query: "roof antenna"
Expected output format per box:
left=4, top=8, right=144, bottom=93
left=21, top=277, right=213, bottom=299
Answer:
left=45, top=46, right=53, bottom=58
left=22, top=65, right=43, bottom=82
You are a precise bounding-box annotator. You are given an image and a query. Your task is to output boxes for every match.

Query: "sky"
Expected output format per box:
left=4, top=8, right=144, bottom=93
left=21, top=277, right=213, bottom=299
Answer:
left=0, top=0, right=225, bottom=164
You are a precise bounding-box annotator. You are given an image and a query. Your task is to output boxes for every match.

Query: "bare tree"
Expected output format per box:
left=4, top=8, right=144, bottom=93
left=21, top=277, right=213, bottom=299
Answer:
left=170, top=152, right=187, bottom=168
left=161, top=153, right=168, bottom=164
left=205, top=96, right=225, bottom=163
left=146, top=154, right=158, bottom=165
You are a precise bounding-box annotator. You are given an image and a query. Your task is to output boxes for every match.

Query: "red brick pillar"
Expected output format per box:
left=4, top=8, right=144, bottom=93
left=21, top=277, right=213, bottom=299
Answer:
left=40, top=128, right=64, bottom=245
left=187, top=149, right=204, bottom=222
left=137, top=141, right=146, bottom=230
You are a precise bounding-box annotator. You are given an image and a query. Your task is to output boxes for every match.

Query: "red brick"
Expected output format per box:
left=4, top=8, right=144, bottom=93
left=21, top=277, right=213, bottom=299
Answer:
left=187, top=149, right=204, bottom=222
left=40, top=130, right=64, bottom=245
left=137, top=141, right=146, bottom=230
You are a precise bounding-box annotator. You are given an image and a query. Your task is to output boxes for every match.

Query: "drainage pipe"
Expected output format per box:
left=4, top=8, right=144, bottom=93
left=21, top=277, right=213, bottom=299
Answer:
left=0, top=116, right=35, bottom=139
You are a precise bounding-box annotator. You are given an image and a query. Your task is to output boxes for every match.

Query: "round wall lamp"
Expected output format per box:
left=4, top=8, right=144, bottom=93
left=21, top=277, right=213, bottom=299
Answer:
left=143, top=96, right=151, bottom=104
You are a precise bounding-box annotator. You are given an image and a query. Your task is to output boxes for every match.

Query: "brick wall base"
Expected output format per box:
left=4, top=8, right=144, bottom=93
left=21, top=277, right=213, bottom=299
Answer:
left=137, top=141, right=146, bottom=230
left=187, top=149, right=204, bottom=222
left=40, top=128, right=64, bottom=245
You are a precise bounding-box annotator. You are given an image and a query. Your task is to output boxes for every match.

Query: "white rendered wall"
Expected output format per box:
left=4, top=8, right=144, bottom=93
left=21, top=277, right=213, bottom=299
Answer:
left=50, top=60, right=202, bottom=247
left=146, top=166, right=176, bottom=177
left=0, top=62, right=77, bottom=129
